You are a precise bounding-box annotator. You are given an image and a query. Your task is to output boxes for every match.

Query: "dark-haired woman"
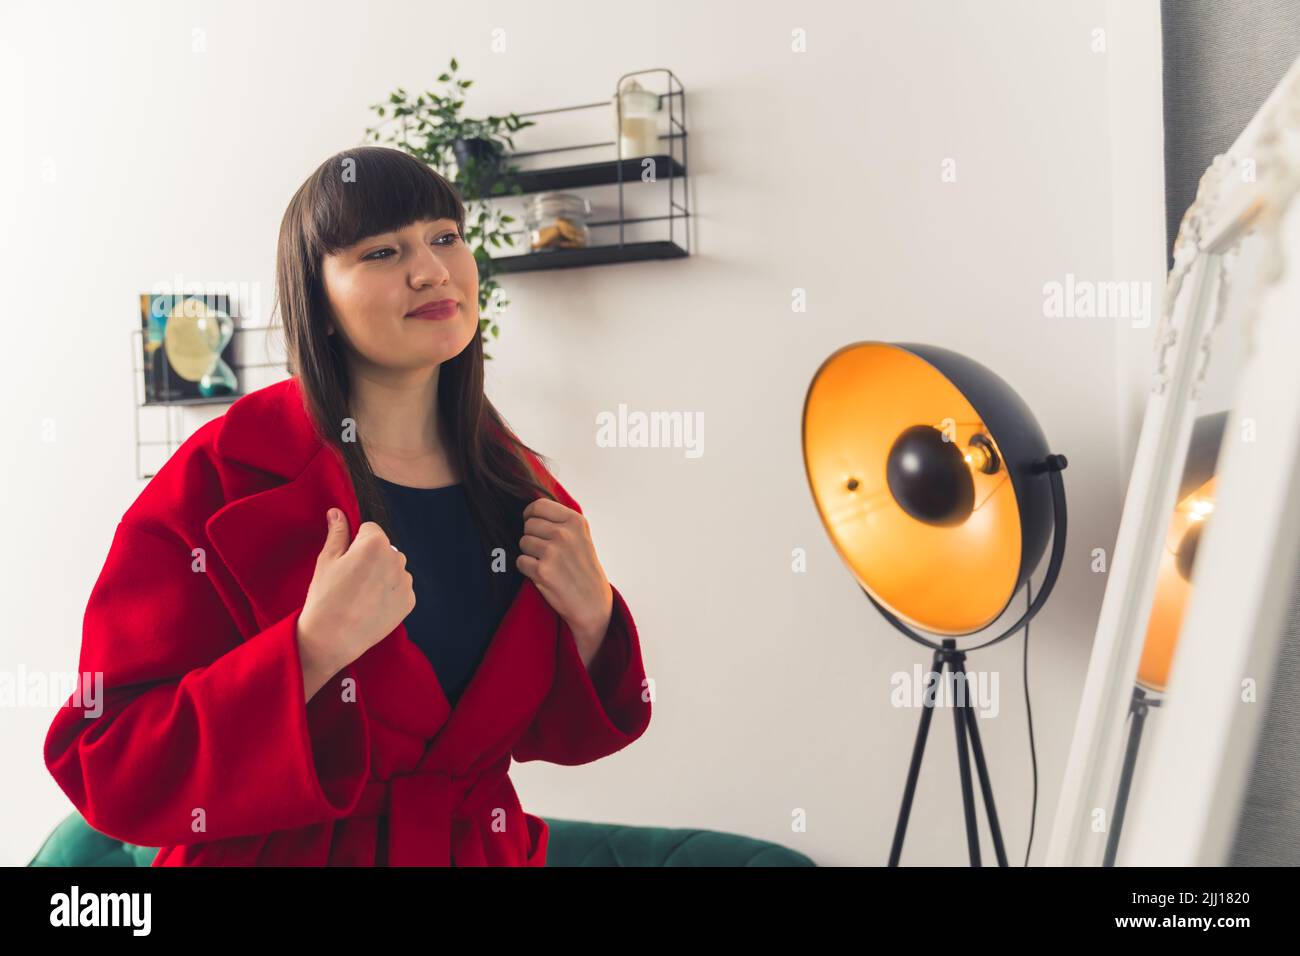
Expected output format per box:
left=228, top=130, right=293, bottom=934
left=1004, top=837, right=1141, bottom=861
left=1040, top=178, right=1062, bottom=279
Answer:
left=44, top=146, right=652, bottom=866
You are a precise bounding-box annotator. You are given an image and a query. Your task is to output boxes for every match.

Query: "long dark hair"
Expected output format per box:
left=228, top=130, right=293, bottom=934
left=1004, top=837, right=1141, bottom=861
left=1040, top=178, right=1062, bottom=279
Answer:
left=273, top=145, right=556, bottom=600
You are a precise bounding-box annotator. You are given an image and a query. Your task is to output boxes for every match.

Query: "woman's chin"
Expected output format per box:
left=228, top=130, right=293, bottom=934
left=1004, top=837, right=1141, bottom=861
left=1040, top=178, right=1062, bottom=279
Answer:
left=406, top=332, right=475, bottom=365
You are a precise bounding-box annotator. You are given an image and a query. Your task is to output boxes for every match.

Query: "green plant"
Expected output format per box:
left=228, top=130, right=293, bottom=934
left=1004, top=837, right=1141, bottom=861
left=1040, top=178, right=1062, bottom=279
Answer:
left=364, top=57, right=537, bottom=358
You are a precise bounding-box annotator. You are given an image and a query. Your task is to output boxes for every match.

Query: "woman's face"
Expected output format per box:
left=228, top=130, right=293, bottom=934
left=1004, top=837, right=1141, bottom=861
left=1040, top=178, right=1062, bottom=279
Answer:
left=320, top=216, right=479, bottom=373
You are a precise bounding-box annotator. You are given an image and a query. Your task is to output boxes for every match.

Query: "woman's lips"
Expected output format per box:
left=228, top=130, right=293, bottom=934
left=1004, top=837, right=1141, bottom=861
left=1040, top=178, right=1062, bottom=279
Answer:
left=406, top=301, right=458, bottom=320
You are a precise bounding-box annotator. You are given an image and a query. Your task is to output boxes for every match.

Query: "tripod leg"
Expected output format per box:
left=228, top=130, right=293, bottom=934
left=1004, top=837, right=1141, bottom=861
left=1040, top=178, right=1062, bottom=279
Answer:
left=954, top=658, right=1009, bottom=866
left=889, top=648, right=944, bottom=866
left=952, top=668, right=982, bottom=866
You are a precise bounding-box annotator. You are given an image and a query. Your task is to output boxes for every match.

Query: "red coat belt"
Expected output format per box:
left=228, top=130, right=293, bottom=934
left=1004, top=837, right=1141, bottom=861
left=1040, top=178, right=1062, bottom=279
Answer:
left=352, top=753, right=513, bottom=866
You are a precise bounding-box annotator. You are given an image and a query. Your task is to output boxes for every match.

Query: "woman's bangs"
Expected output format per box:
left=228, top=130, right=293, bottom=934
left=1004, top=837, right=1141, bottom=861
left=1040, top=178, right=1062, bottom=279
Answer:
left=308, top=148, right=464, bottom=260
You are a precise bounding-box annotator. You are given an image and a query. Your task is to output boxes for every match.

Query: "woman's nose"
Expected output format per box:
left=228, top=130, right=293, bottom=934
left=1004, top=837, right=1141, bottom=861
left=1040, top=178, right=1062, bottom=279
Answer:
left=410, top=244, right=452, bottom=286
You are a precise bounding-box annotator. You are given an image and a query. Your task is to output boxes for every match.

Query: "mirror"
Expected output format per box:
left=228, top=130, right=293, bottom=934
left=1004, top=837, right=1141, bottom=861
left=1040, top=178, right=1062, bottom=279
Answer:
left=1092, top=231, right=1264, bottom=866
left=1050, top=50, right=1300, bottom=865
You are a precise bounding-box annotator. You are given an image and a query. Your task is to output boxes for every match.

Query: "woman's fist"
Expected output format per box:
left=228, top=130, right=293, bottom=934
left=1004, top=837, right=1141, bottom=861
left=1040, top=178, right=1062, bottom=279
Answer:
left=298, top=508, right=415, bottom=674
left=517, top=497, right=613, bottom=648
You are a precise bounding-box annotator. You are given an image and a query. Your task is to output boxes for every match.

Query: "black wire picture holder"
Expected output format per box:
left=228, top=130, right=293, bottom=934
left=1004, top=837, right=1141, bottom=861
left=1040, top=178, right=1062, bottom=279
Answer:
left=130, top=322, right=284, bottom=480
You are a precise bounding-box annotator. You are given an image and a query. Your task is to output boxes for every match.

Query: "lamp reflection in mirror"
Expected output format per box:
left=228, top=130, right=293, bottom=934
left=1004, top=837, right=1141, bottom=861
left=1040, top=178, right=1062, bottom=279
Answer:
left=1105, top=411, right=1227, bottom=866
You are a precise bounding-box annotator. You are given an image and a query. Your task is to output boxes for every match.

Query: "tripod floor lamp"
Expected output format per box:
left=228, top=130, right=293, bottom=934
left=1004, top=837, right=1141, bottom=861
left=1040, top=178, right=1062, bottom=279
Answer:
left=801, top=342, right=1069, bottom=866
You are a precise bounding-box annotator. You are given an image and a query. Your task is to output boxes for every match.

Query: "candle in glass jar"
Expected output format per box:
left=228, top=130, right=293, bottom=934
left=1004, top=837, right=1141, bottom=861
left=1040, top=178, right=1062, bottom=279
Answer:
left=614, top=79, right=660, bottom=158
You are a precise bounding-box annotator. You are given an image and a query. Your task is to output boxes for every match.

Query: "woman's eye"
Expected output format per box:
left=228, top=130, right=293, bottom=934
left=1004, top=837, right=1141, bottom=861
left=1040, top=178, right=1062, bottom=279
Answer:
left=363, top=235, right=459, bottom=260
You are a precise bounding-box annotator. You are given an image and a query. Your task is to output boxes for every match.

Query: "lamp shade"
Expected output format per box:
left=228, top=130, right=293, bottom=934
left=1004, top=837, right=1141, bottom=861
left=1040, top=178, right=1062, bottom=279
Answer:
left=802, top=342, right=1055, bottom=635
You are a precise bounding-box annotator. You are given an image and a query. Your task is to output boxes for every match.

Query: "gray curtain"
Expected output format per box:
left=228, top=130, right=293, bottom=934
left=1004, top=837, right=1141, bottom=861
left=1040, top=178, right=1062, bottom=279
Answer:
left=1161, top=0, right=1300, bottom=866
left=1161, top=0, right=1300, bottom=270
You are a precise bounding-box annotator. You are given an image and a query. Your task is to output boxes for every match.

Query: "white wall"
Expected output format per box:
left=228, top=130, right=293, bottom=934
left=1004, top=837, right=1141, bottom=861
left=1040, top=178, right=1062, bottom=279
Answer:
left=1106, top=0, right=1166, bottom=490
left=0, top=0, right=1166, bottom=866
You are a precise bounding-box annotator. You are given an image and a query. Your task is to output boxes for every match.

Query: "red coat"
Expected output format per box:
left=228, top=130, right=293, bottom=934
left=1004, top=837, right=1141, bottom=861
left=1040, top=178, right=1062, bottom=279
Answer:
left=44, top=376, right=652, bottom=866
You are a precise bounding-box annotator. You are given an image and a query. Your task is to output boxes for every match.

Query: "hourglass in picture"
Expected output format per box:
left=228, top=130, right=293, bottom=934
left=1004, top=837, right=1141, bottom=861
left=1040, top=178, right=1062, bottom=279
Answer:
left=138, top=293, right=240, bottom=403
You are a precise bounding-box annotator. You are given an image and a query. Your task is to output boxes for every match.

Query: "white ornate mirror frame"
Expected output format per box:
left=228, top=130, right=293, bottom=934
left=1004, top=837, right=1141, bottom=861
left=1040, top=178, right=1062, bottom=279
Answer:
left=1047, top=52, right=1300, bottom=866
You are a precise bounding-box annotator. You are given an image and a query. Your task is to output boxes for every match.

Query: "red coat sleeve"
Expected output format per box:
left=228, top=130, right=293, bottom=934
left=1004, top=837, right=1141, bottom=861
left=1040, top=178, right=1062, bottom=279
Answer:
left=510, top=464, right=652, bottom=765
left=512, top=582, right=651, bottom=764
left=43, top=519, right=371, bottom=848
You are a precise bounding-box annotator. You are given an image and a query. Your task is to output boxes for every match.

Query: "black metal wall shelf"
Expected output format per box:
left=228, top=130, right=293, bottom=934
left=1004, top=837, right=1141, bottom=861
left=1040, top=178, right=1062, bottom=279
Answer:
left=506, top=154, right=686, bottom=194
left=491, top=239, right=688, bottom=274
left=482, top=68, right=690, bottom=274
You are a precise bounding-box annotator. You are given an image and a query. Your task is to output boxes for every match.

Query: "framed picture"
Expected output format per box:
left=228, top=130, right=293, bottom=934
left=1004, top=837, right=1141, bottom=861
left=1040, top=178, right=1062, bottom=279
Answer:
left=138, top=292, right=240, bottom=404
left=1047, top=53, right=1300, bottom=866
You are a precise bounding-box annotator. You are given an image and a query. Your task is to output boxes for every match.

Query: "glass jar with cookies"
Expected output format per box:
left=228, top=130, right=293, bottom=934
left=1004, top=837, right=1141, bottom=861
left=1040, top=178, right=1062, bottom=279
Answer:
left=523, top=192, right=592, bottom=251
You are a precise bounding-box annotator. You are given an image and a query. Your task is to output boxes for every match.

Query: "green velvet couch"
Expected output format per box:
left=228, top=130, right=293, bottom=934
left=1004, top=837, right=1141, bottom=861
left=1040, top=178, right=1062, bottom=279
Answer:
left=28, top=811, right=816, bottom=867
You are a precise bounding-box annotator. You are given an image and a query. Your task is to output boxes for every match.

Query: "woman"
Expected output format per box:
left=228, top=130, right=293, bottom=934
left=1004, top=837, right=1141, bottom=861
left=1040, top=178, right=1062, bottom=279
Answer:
left=43, top=146, right=652, bottom=866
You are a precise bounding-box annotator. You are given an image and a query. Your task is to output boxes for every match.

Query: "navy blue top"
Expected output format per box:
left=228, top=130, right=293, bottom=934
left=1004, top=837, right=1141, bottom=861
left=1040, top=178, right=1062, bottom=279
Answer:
left=376, top=476, right=523, bottom=708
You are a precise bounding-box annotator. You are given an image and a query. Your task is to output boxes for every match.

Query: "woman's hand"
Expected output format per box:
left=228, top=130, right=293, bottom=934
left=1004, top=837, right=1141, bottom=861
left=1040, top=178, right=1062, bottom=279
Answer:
left=298, top=509, right=415, bottom=683
left=517, top=497, right=614, bottom=656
